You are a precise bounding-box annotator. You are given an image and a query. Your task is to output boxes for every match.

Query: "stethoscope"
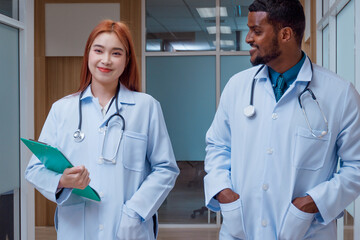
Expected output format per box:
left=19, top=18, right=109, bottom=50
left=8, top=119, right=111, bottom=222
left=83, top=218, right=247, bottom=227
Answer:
left=243, top=59, right=328, bottom=138
left=73, top=84, right=125, bottom=163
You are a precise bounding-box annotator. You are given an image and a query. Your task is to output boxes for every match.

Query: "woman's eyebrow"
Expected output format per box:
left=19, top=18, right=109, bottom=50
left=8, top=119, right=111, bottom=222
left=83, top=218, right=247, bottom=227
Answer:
left=93, top=44, right=124, bottom=52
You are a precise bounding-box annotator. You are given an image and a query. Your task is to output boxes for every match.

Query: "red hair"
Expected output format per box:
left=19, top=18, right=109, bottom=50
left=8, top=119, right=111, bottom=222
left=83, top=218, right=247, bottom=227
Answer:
left=78, top=20, right=140, bottom=92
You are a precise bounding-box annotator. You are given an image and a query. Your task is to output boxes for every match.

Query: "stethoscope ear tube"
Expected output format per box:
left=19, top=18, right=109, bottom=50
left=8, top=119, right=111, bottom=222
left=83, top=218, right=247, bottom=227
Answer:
left=244, top=65, right=265, bottom=118
left=74, top=90, right=86, bottom=142
left=74, top=84, right=123, bottom=143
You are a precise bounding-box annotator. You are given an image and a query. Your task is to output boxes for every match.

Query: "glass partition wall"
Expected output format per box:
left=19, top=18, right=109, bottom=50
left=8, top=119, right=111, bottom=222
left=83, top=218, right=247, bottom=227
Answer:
left=0, top=0, right=34, bottom=238
left=336, top=1, right=355, bottom=238
left=0, top=23, right=19, bottom=240
left=143, top=0, right=251, bottom=226
left=316, top=0, right=359, bottom=239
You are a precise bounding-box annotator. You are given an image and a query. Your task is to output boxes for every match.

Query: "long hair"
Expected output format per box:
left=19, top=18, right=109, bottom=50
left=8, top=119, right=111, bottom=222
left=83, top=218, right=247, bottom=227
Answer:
left=78, top=20, right=140, bottom=92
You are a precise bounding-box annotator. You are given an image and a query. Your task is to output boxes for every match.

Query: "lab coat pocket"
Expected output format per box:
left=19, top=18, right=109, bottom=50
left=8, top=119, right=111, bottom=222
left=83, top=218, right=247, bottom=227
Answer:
left=220, top=198, right=246, bottom=239
left=116, top=205, right=150, bottom=240
left=122, top=131, right=148, bottom=171
left=57, top=202, right=85, bottom=240
left=279, top=203, right=315, bottom=240
left=293, top=127, right=331, bottom=170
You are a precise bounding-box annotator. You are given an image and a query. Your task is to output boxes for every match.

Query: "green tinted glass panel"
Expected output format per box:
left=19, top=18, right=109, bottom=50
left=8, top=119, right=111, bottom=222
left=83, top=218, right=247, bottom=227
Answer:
left=322, top=26, right=329, bottom=69
left=146, top=56, right=216, bottom=161
left=220, top=55, right=252, bottom=91
left=0, top=23, right=19, bottom=194
left=336, top=0, right=354, bottom=84
left=0, top=0, right=18, bottom=19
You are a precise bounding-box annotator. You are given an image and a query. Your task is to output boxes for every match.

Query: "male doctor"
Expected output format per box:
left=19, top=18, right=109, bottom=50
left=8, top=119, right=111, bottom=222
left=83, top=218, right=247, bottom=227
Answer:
left=204, top=0, right=360, bottom=239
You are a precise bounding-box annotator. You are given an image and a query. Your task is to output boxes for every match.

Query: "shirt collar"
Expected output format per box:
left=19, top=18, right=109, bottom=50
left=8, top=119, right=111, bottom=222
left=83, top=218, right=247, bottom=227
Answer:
left=295, top=54, right=312, bottom=83
left=80, top=84, right=93, bottom=100
left=268, top=52, right=306, bottom=87
left=79, top=83, right=135, bottom=105
left=117, top=83, right=135, bottom=105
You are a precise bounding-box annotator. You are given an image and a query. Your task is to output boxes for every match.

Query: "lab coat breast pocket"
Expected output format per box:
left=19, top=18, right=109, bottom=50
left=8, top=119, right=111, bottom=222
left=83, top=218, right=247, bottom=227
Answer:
left=220, top=198, right=246, bottom=239
left=278, top=203, right=315, bottom=240
left=122, top=131, right=148, bottom=171
left=56, top=202, right=85, bottom=240
left=292, top=127, right=331, bottom=170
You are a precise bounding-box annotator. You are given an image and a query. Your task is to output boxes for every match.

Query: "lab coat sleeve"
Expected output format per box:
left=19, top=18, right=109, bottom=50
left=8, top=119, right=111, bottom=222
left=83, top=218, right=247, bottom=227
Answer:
left=25, top=103, right=72, bottom=204
left=307, top=83, right=360, bottom=225
left=125, top=99, right=179, bottom=221
left=204, top=83, right=233, bottom=212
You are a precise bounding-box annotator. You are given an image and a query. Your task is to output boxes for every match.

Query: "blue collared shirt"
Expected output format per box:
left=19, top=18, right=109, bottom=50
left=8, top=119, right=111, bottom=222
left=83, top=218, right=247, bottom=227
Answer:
left=268, top=52, right=306, bottom=94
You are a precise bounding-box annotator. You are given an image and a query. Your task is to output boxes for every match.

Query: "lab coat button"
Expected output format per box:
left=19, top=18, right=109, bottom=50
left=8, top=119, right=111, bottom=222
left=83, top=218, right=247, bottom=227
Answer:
left=266, top=148, right=273, bottom=154
left=99, top=192, right=104, bottom=198
left=98, top=158, right=104, bottom=164
left=262, top=184, right=269, bottom=191
left=98, top=128, right=105, bottom=133
left=261, top=220, right=267, bottom=227
left=272, top=113, right=278, bottom=120
left=99, top=224, right=104, bottom=230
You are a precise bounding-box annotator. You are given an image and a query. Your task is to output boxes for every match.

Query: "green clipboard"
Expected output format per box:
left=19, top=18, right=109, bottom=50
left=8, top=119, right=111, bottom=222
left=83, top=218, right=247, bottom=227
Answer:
left=21, top=138, right=101, bottom=202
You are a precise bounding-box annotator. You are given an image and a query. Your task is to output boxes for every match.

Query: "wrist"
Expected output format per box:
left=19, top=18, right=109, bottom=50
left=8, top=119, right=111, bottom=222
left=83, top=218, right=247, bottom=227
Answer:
left=58, top=176, right=65, bottom=189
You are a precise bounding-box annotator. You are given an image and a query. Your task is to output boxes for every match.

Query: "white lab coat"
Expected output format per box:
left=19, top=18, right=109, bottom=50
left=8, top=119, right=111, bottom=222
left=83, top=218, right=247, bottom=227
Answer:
left=25, top=84, right=179, bottom=240
left=204, top=57, right=360, bottom=239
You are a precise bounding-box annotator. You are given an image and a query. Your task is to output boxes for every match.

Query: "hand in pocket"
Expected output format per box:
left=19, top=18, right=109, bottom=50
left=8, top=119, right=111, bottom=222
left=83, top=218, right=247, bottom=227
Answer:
left=278, top=203, right=315, bottom=240
left=117, top=206, right=148, bottom=240
left=220, top=198, right=246, bottom=239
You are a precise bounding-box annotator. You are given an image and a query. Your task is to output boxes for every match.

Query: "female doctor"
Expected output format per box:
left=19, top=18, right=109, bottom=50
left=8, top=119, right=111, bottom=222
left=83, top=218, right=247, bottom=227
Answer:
left=25, top=20, right=179, bottom=240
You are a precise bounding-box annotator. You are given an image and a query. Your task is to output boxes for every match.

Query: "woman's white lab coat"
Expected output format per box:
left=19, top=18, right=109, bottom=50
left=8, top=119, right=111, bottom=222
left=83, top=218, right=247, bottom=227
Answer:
left=26, top=84, right=179, bottom=240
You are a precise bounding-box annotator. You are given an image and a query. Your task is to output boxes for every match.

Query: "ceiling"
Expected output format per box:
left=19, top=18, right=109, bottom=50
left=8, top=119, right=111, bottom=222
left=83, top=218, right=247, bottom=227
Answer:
left=145, top=0, right=253, bottom=51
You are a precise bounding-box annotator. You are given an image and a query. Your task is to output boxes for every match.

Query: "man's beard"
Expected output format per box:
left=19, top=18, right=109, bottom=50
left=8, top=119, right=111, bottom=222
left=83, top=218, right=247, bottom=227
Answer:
left=250, top=36, right=281, bottom=66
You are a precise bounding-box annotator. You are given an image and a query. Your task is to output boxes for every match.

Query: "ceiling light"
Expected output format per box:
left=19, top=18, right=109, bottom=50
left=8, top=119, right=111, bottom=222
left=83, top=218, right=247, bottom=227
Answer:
left=213, top=40, right=235, bottom=46
left=170, top=42, right=212, bottom=51
left=220, top=26, right=232, bottom=34
left=196, top=7, right=228, bottom=18
left=206, top=26, right=232, bottom=34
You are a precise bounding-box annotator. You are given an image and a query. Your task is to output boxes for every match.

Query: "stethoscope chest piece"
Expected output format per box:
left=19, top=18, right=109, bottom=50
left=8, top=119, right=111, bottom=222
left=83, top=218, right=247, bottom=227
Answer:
left=73, top=129, right=85, bottom=142
left=244, top=105, right=255, bottom=118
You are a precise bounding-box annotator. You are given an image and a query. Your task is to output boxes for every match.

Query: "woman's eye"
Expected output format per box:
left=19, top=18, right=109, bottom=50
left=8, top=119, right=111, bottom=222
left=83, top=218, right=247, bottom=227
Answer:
left=113, top=52, right=122, bottom=56
left=94, top=49, right=102, bottom=53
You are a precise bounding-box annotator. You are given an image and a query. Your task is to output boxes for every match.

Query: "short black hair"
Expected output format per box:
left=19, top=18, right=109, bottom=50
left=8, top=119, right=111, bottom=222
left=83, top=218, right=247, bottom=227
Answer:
left=249, top=0, right=305, bottom=46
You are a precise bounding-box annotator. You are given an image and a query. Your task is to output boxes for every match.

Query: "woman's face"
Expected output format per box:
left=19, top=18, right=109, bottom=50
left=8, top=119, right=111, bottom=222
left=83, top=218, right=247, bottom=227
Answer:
left=88, top=32, right=127, bottom=88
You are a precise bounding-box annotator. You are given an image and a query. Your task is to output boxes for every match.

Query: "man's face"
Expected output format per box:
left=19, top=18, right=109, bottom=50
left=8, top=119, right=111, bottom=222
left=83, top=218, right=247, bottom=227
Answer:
left=246, top=11, right=281, bottom=66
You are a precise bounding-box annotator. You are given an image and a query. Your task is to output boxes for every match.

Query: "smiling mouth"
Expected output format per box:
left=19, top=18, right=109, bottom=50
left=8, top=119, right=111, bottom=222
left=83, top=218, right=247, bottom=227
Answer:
left=98, top=67, right=112, bottom=73
left=249, top=47, right=257, bottom=55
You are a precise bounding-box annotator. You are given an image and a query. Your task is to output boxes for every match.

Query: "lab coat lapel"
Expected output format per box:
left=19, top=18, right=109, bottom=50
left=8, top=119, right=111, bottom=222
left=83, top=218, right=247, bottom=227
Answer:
left=255, top=65, right=275, bottom=100
left=101, top=83, right=135, bottom=127
left=278, top=56, right=313, bottom=103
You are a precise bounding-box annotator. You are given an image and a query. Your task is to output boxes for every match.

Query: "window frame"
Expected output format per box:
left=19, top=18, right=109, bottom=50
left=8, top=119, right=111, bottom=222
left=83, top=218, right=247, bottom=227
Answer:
left=0, top=0, right=35, bottom=239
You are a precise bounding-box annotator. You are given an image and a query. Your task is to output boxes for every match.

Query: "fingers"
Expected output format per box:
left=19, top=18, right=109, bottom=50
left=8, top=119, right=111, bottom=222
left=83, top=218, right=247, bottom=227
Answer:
left=77, top=168, right=91, bottom=189
left=216, top=188, right=240, bottom=204
left=65, top=165, right=85, bottom=174
left=61, top=165, right=90, bottom=189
